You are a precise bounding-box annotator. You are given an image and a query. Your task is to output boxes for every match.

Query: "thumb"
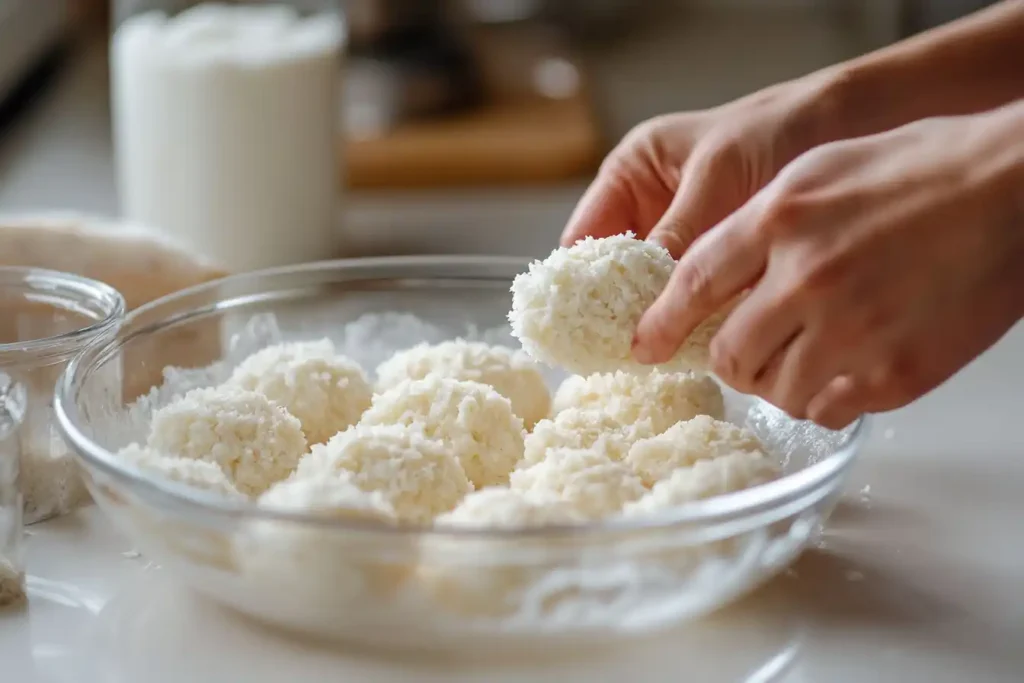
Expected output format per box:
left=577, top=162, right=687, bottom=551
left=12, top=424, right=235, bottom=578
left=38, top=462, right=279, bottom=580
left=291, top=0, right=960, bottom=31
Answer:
left=634, top=200, right=768, bottom=365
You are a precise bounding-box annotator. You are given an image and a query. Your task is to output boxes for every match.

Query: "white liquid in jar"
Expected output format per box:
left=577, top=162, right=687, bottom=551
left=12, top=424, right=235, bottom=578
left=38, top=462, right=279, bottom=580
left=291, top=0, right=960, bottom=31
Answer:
left=111, top=4, right=345, bottom=272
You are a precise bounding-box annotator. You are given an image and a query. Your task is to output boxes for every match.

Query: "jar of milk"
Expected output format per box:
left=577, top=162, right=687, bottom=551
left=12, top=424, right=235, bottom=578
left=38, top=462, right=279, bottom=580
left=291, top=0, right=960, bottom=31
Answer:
left=111, top=1, right=345, bottom=272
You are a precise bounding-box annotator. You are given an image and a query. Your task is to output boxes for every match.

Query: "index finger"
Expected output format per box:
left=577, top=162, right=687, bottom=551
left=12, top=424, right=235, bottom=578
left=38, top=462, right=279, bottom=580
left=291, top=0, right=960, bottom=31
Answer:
left=560, top=171, right=637, bottom=247
left=633, top=201, right=768, bottom=364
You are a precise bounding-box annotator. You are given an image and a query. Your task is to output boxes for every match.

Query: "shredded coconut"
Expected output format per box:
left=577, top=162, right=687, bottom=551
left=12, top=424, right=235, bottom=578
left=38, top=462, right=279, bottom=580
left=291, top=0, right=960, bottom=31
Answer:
left=359, top=376, right=525, bottom=489
left=116, top=443, right=246, bottom=499
left=259, top=474, right=396, bottom=521
left=523, top=408, right=655, bottom=466
left=295, top=424, right=471, bottom=524
left=375, top=339, right=551, bottom=430
left=226, top=339, right=372, bottom=445
left=551, top=370, right=724, bottom=434
left=624, top=451, right=781, bottom=515
left=625, top=415, right=765, bottom=487
left=508, top=232, right=728, bottom=374
left=510, top=448, right=645, bottom=519
left=147, top=386, right=307, bottom=496
left=436, top=487, right=584, bottom=528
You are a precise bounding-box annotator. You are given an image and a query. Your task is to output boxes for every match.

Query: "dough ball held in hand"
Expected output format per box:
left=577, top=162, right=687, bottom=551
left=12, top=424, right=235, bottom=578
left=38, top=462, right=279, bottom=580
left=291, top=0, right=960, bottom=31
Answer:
left=509, top=232, right=728, bottom=375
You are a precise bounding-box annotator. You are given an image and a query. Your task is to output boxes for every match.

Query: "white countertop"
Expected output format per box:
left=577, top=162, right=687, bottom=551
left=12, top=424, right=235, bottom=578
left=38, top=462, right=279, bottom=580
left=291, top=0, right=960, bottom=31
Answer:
left=2, top=9, right=1024, bottom=682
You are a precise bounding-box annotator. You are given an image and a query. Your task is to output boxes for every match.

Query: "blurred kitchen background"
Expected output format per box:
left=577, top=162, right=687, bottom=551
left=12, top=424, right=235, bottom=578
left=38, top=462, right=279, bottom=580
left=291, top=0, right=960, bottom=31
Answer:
left=0, top=0, right=1000, bottom=262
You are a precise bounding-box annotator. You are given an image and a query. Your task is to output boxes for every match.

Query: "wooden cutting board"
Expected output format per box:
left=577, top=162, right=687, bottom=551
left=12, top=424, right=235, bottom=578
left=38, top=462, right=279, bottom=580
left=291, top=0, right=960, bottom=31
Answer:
left=343, top=26, right=604, bottom=190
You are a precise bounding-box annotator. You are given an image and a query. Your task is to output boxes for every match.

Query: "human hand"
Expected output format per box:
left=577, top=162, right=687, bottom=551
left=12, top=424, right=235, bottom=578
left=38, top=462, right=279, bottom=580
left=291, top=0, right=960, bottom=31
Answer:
left=634, top=104, right=1024, bottom=428
left=560, top=77, right=837, bottom=257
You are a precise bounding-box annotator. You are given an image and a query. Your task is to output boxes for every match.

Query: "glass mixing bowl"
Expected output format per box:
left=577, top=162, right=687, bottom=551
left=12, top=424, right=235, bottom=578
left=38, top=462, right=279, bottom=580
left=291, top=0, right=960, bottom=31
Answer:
left=54, top=256, right=867, bottom=653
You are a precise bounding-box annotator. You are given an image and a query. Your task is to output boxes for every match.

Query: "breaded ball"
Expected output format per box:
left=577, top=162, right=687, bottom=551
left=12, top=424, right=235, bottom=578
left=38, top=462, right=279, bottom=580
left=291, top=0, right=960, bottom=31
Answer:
left=523, top=408, right=656, bottom=466
left=359, top=376, right=525, bottom=488
left=117, top=443, right=245, bottom=499
left=226, top=339, right=372, bottom=445
left=435, top=487, right=584, bottom=528
left=418, top=487, right=584, bottom=619
left=375, top=339, right=551, bottom=429
left=508, top=232, right=728, bottom=374
left=147, top=386, right=307, bottom=496
left=238, top=475, right=410, bottom=613
left=258, top=474, right=397, bottom=521
left=550, top=370, right=725, bottom=434
left=509, top=448, right=645, bottom=519
left=624, top=451, right=781, bottom=515
left=295, top=423, right=471, bottom=524
left=625, top=415, right=766, bottom=487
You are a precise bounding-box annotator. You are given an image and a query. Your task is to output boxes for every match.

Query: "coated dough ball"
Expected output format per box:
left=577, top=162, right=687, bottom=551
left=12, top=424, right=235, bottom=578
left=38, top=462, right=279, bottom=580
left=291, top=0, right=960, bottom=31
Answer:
left=509, top=232, right=728, bottom=374
left=258, top=474, right=396, bottom=521
left=147, top=386, right=307, bottom=496
left=118, top=443, right=246, bottom=499
left=523, top=408, right=655, bottom=466
left=625, top=415, right=766, bottom=487
left=418, top=487, right=583, bottom=620
left=375, top=339, right=551, bottom=429
left=359, top=376, right=525, bottom=488
left=238, top=475, right=411, bottom=616
left=510, top=448, right=645, bottom=519
left=227, top=339, right=372, bottom=445
left=435, top=487, right=584, bottom=528
left=624, top=451, right=781, bottom=515
left=295, top=423, right=471, bottom=524
left=551, top=370, right=724, bottom=434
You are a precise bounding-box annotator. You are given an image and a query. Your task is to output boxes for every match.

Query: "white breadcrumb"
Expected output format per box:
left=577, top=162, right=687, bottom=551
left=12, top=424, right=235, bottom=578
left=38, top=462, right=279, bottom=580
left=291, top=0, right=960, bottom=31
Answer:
left=435, top=487, right=585, bottom=528
left=226, top=339, right=372, bottom=445
left=624, top=451, right=781, bottom=515
left=117, top=443, right=246, bottom=499
left=258, top=475, right=396, bottom=522
left=295, top=423, right=471, bottom=524
left=550, top=370, right=724, bottom=434
left=147, top=386, right=307, bottom=497
left=508, top=232, right=728, bottom=374
left=625, top=415, right=766, bottom=487
left=359, top=376, right=525, bottom=488
left=375, top=339, right=551, bottom=430
left=509, top=448, right=645, bottom=519
left=523, top=408, right=656, bottom=466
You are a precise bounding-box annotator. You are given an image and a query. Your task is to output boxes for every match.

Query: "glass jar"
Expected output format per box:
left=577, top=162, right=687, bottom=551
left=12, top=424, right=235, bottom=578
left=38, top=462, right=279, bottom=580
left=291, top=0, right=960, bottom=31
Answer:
left=0, top=267, right=125, bottom=524
left=110, top=0, right=346, bottom=273
left=0, top=372, right=26, bottom=607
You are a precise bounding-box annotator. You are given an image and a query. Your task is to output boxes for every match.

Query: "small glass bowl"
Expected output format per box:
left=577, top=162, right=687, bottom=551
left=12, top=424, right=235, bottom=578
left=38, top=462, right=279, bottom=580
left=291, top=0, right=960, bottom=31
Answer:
left=55, top=256, right=866, bottom=652
left=0, top=267, right=125, bottom=524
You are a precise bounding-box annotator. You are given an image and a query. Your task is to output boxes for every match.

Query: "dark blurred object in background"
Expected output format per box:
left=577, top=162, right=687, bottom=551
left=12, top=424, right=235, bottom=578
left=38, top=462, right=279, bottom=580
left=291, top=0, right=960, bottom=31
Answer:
left=900, top=0, right=998, bottom=33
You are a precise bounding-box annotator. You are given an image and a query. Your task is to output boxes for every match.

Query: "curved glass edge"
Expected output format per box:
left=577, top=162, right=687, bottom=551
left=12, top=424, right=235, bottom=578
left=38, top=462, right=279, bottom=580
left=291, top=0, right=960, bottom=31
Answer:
left=54, top=255, right=869, bottom=541
left=0, top=266, right=127, bottom=363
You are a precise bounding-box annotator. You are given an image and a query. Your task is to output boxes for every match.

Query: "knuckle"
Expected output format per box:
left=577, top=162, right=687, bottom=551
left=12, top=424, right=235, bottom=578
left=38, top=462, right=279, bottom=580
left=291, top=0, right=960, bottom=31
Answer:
left=672, top=259, right=715, bottom=309
left=710, top=336, right=742, bottom=385
left=758, top=190, right=812, bottom=240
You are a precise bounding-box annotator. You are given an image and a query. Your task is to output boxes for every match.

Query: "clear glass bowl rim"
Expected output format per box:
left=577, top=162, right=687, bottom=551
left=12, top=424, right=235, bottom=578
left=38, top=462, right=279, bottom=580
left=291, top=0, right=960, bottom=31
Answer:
left=53, top=255, right=868, bottom=540
left=0, top=266, right=127, bottom=365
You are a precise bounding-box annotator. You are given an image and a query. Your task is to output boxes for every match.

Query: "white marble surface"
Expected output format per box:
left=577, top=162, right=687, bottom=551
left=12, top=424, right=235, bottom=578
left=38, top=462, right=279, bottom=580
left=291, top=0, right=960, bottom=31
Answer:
left=2, top=8, right=1024, bottom=682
